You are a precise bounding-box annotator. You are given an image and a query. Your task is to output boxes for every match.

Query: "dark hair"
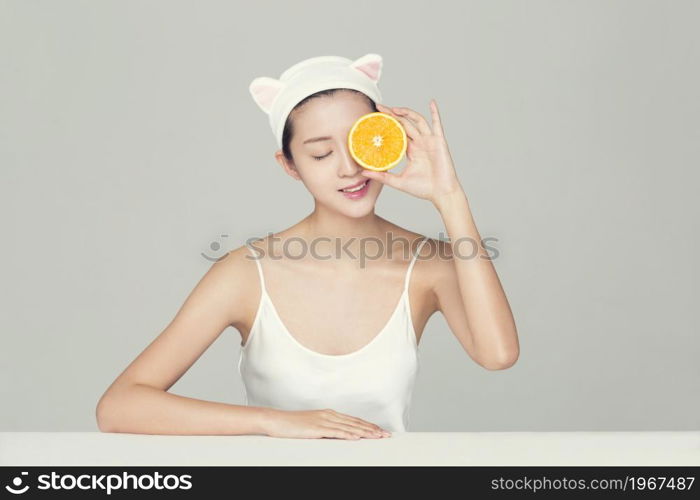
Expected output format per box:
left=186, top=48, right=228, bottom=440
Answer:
left=281, top=88, right=378, bottom=163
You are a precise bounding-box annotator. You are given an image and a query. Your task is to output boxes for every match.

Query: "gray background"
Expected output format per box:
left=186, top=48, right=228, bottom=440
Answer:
left=1, top=0, right=698, bottom=431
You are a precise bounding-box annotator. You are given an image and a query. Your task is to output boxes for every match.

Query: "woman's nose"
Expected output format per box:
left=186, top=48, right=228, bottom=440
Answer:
left=338, top=146, right=362, bottom=175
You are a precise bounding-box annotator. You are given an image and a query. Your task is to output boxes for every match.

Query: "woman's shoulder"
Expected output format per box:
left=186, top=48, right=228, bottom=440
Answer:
left=382, top=225, right=442, bottom=259
left=204, top=241, right=272, bottom=329
left=385, top=229, right=452, bottom=286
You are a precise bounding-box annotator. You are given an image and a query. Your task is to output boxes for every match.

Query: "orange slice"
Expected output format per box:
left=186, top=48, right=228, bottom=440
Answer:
left=348, top=112, right=407, bottom=171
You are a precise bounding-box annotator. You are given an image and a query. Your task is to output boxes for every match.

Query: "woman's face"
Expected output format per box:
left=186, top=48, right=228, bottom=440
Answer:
left=277, top=91, right=383, bottom=217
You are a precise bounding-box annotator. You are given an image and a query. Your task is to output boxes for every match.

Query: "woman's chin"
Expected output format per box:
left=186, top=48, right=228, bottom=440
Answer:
left=313, top=184, right=380, bottom=216
left=331, top=196, right=377, bottom=217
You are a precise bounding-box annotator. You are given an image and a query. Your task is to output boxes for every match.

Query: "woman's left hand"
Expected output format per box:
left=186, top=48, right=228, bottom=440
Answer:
left=360, top=99, right=464, bottom=206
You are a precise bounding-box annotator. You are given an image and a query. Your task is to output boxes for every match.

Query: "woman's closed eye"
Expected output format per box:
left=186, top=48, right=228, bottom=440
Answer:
left=312, top=151, right=332, bottom=161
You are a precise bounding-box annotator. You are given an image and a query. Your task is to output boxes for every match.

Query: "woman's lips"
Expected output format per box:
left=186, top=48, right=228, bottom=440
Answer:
left=339, top=179, right=370, bottom=199
left=338, top=179, right=367, bottom=191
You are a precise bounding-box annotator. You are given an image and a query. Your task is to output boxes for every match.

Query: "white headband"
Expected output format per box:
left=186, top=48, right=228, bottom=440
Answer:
left=249, top=53, right=383, bottom=150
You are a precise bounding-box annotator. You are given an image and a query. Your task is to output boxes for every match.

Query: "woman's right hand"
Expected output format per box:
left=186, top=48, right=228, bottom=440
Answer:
left=262, top=408, right=392, bottom=440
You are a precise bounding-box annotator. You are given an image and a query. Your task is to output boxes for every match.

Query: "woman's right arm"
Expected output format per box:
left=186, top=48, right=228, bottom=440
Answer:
left=95, top=245, right=273, bottom=436
left=96, top=383, right=274, bottom=436
left=95, top=244, right=391, bottom=439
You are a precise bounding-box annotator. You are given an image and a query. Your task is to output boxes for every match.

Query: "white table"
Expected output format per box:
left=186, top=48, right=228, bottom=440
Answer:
left=1, top=432, right=698, bottom=466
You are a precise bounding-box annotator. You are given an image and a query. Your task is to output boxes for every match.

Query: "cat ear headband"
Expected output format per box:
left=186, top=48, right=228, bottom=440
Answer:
left=249, top=53, right=383, bottom=150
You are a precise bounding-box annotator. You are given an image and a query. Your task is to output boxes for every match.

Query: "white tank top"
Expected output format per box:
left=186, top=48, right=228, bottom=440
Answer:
left=238, top=236, right=429, bottom=432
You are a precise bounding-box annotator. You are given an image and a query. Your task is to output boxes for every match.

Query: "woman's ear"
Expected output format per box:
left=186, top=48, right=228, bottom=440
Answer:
left=274, top=150, right=302, bottom=181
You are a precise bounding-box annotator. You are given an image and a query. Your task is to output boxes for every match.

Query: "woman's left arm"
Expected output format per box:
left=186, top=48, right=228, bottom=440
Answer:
left=360, top=100, right=519, bottom=369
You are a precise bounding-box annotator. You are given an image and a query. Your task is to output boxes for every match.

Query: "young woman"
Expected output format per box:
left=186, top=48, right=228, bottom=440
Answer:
left=96, top=54, right=519, bottom=440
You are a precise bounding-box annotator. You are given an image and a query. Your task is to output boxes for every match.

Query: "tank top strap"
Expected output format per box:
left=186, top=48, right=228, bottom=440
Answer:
left=404, top=236, right=429, bottom=292
left=245, top=243, right=267, bottom=295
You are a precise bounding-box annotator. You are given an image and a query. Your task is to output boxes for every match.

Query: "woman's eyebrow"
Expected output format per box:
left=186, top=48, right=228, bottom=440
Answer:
left=302, top=136, right=332, bottom=145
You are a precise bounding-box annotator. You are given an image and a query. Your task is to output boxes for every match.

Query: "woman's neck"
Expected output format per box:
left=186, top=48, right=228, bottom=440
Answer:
left=301, top=206, right=387, bottom=240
